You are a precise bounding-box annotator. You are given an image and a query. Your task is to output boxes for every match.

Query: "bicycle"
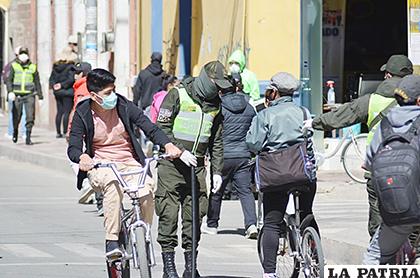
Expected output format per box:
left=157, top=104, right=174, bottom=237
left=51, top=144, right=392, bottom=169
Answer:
left=395, top=228, right=420, bottom=265
left=257, top=189, right=324, bottom=278
left=95, top=153, right=168, bottom=278
left=315, top=127, right=368, bottom=184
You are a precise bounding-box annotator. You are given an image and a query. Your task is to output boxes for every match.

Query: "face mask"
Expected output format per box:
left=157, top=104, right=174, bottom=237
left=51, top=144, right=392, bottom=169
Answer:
left=18, top=54, right=29, bottom=63
left=229, top=64, right=241, bottom=74
left=94, top=92, right=117, bottom=110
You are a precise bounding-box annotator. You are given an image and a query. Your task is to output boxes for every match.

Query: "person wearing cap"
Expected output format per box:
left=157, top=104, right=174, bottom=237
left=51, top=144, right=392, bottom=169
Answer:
left=363, top=74, right=420, bottom=264
left=6, top=47, right=43, bottom=145
left=155, top=61, right=227, bottom=278
left=303, top=54, right=414, bottom=237
left=133, top=52, right=166, bottom=110
left=67, top=35, right=79, bottom=61
left=228, top=49, right=260, bottom=101
left=246, top=72, right=319, bottom=278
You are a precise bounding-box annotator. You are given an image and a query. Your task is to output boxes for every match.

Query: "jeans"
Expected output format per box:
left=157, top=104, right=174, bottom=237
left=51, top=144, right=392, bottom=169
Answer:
left=8, top=98, right=26, bottom=136
left=207, top=158, right=257, bottom=230
left=261, top=183, right=318, bottom=273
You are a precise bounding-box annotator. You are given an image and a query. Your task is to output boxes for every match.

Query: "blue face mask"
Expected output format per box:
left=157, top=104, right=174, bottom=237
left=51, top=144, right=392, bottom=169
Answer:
left=95, top=91, right=117, bottom=110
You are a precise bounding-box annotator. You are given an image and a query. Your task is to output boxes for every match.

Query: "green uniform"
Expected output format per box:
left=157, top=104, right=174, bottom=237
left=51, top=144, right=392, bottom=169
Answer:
left=156, top=77, right=223, bottom=252
left=312, top=76, right=401, bottom=237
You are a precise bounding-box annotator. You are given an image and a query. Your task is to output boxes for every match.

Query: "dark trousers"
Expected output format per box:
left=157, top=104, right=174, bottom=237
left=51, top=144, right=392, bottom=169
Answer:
left=366, top=177, right=382, bottom=237
left=13, top=94, right=35, bottom=134
left=207, top=158, right=257, bottom=230
left=261, top=183, right=318, bottom=273
left=55, top=95, right=73, bottom=135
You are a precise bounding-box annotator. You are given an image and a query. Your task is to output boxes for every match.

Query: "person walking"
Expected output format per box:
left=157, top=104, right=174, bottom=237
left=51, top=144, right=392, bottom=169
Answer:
left=246, top=72, right=319, bottom=278
left=150, top=74, right=178, bottom=124
left=67, top=68, right=182, bottom=259
left=304, top=54, right=413, bottom=237
left=49, top=49, right=76, bottom=138
left=6, top=47, right=43, bottom=145
left=133, top=52, right=165, bottom=111
left=203, top=73, right=258, bottom=239
left=155, top=61, right=229, bottom=278
left=228, top=49, right=260, bottom=101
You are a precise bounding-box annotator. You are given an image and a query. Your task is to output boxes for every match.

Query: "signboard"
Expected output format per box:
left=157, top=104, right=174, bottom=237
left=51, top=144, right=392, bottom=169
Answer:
left=408, top=0, right=420, bottom=71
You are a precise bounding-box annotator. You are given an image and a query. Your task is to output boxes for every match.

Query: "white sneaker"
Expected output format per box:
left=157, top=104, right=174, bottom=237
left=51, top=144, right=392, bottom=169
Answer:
left=202, top=224, right=218, bottom=235
left=4, top=133, right=12, bottom=139
left=246, top=224, right=258, bottom=239
left=263, top=273, right=277, bottom=278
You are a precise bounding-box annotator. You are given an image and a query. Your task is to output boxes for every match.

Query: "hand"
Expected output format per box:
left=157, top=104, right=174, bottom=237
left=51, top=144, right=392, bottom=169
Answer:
left=53, top=83, right=62, bottom=90
left=79, top=154, right=94, bottom=171
left=8, top=92, right=16, bottom=101
left=212, top=174, right=223, bottom=193
left=303, top=119, right=313, bottom=131
left=180, top=150, right=197, bottom=167
left=164, top=143, right=182, bottom=159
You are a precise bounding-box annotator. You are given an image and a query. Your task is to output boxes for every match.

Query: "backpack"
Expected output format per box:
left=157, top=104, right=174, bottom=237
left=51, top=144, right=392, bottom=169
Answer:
left=150, top=91, right=168, bottom=123
left=372, top=116, right=420, bottom=226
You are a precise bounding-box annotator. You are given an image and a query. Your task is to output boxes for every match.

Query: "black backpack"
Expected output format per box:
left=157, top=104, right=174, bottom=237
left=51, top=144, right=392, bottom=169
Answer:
left=372, top=116, right=420, bottom=226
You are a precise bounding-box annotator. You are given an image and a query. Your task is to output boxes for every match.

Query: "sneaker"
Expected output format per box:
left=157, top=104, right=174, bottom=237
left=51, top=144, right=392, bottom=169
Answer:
left=78, top=185, right=95, bottom=204
left=263, top=273, right=277, bottom=278
left=105, top=240, right=123, bottom=262
left=245, top=224, right=258, bottom=240
left=202, top=224, right=218, bottom=235
left=56, top=133, right=63, bottom=138
left=4, top=133, right=12, bottom=139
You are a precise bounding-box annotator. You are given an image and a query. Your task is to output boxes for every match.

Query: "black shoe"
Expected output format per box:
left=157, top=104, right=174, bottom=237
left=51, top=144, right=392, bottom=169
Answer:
left=162, top=252, right=179, bottom=278
left=182, top=251, right=200, bottom=278
left=105, top=240, right=123, bottom=262
left=56, top=133, right=63, bottom=138
left=12, top=130, right=18, bottom=143
left=25, top=131, right=33, bottom=145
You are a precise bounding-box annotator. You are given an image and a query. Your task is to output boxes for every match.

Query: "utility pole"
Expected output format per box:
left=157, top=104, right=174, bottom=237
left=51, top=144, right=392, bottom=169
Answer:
left=85, top=0, right=98, bottom=68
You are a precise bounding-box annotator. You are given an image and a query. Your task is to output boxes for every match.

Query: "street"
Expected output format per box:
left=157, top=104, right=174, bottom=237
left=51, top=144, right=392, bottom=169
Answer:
left=0, top=157, right=370, bottom=278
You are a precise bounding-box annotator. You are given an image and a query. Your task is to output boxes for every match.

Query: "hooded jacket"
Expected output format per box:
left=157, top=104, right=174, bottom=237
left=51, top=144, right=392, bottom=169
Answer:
left=221, top=92, right=256, bottom=158
left=366, top=105, right=420, bottom=170
left=312, top=76, right=402, bottom=130
left=228, top=50, right=260, bottom=101
left=133, top=61, right=165, bottom=110
left=49, top=62, right=75, bottom=98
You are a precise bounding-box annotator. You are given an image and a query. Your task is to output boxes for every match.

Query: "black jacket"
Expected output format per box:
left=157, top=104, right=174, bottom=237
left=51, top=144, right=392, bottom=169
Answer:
left=67, top=94, right=171, bottom=190
left=133, top=61, right=165, bottom=110
left=221, top=92, right=256, bottom=159
left=49, top=63, right=75, bottom=98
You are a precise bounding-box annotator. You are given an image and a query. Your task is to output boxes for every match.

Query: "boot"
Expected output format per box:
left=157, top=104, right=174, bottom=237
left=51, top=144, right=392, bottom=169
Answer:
left=12, top=129, right=18, bottom=143
left=25, top=130, right=33, bottom=145
left=182, top=251, right=200, bottom=278
left=162, top=252, right=179, bottom=278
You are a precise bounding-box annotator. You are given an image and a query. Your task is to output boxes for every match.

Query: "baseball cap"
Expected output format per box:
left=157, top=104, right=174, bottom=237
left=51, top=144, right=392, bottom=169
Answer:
left=19, top=47, right=29, bottom=54
left=68, top=35, right=78, bottom=45
left=394, top=74, right=420, bottom=104
left=204, top=61, right=232, bottom=89
left=266, top=72, right=300, bottom=94
left=380, top=55, right=413, bottom=77
left=74, top=62, right=92, bottom=76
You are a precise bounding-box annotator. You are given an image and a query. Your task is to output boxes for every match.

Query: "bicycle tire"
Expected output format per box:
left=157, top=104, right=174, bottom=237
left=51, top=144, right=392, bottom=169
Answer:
left=257, top=226, right=299, bottom=278
left=132, top=226, right=151, bottom=278
left=341, top=133, right=368, bottom=184
left=301, top=227, right=324, bottom=278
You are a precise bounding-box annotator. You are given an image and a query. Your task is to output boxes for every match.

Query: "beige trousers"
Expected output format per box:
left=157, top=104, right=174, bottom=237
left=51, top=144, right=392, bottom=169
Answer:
left=87, top=163, right=155, bottom=241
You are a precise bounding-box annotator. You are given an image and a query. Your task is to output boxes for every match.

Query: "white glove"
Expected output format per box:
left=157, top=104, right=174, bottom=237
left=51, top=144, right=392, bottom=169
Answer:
left=38, top=99, right=44, bottom=106
left=8, top=92, right=16, bottom=101
left=303, top=119, right=313, bottom=130
left=180, top=150, right=197, bottom=167
left=212, top=174, right=223, bottom=193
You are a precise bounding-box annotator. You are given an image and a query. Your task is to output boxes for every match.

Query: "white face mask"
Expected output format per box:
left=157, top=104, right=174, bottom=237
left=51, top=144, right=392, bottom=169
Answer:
left=229, top=64, right=241, bottom=74
left=18, top=54, right=29, bottom=63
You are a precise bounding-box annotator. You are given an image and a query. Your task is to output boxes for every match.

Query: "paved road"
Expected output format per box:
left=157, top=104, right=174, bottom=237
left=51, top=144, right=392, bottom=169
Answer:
left=0, top=158, right=370, bottom=277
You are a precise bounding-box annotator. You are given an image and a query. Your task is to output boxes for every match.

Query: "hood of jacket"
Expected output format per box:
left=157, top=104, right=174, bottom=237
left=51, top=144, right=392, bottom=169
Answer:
left=386, top=105, right=420, bottom=128
left=73, top=77, right=87, bottom=91
left=192, top=66, right=220, bottom=101
left=183, top=76, right=220, bottom=113
left=146, top=61, right=163, bottom=76
left=221, top=92, right=247, bottom=113
left=53, top=62, right=72, bottom=73
left=228, top=49, right=246, bottom=71
left=375, top=76, right=402, bottom=98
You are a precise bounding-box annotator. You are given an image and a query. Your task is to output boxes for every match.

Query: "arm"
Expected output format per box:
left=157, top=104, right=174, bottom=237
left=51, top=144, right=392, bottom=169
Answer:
left=6, top=66, right=14, bottom=93
left=246, top=113, right=268, bottom=153
left=67, top=111, right=86, bottom=163
left=365, top=124, right=383, bottom=171
left=249, top=73, right=261, bottom=101
left=33, top=70, right=43, bottom=99
left=312, top=95, right=370, bottom=131
left=133, top=73, right=143, bottom=106
left=208, top=112, right=224, bottom=175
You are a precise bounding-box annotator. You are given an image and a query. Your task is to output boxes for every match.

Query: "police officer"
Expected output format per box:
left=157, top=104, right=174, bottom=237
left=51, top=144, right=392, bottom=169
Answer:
left=156, top=61, right=229, bottom=278
left=6, top=47, right=43, bottom=145
left=304, top=54, right=413, bottom=237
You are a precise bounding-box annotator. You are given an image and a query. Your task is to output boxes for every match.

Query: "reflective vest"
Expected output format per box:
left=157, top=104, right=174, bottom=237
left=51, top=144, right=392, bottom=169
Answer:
left=11, top=62, right=37, bottom=94
left=173, top=87, right=218, bottom=155
left=367, top=93, right=397, bottom=144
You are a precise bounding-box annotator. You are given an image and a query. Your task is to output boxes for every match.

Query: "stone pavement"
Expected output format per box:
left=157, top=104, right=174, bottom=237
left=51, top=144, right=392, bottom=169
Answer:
left=0, top=112, right=370, bottom=265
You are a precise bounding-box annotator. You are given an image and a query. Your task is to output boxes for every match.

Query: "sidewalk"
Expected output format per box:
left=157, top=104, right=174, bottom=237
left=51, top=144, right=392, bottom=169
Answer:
left=0, top=112, right=369, bottom=264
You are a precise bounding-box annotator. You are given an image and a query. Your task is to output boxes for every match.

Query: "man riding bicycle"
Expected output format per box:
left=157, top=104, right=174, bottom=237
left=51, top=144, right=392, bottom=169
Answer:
left=67, top=69, right=182, bottom=259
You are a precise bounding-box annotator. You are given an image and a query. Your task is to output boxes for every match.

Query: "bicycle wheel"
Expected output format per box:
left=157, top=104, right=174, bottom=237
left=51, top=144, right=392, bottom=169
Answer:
left=341, top=133, right=367, bottom=184
left=257, top=226, right=299, bottom=278
left=131, top=226, right=151, bottom=278
left=301, top=227, right=324, bottom=278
